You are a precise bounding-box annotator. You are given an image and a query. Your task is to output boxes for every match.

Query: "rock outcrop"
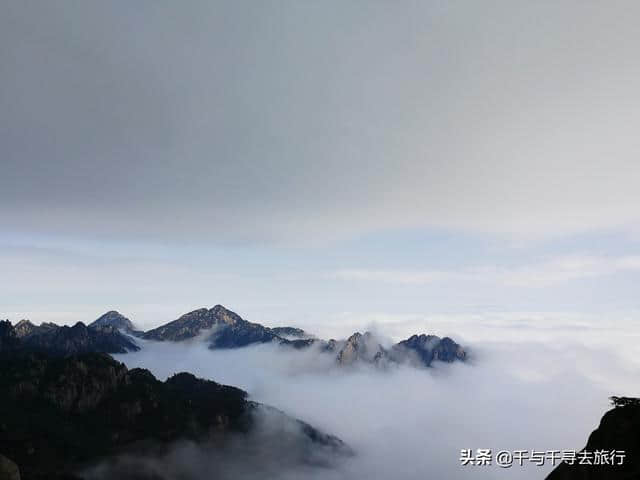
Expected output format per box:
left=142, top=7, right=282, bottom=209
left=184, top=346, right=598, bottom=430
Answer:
left=13, top=320, right=37, bottom=338
left=322, top=331, right=467, bottom=368
left=13, top=321, right=58, bottom=339
left=546, top=399, right=640, bottom=480
left=335, top=332, right=387, bottom=366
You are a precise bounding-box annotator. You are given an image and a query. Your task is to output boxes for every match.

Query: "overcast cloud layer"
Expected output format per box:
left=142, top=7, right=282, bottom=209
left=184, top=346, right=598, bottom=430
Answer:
left=2, top=1, right=640, bottom=243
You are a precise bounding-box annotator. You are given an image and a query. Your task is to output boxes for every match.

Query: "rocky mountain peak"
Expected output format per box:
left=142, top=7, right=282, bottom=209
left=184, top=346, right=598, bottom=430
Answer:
left=324, top=331, right=468, bottom=368
left=14, top=319, right=36, bottom=338
left=143, top=305, right=245, bottom=342
left=394, top=333, right=466, bottom=366
left=336, top=331, right=386, bottom=366
left=210, top=304, right=242, bottom=325
left=90, top=310, right=136, bottom=332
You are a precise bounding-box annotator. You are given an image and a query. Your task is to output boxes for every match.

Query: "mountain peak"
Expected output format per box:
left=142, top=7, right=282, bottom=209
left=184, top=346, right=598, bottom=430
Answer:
left=89, top=310, right=135, bottom=332
left=394, top=333, right=466, bottom=365
left=143, top=305, right=245, bottom=342
left=336, top=331, right=385, bottom=366
left=14, top=319, right=36, bottom=338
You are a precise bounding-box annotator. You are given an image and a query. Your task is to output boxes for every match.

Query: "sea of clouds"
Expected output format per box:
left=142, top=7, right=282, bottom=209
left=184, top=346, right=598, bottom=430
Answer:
left=112, top=312, right=640, bottom=479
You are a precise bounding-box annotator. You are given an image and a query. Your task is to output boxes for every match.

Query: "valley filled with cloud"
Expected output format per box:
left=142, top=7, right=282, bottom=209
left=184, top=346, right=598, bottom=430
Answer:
left=112, top=312, right=639, bottom=479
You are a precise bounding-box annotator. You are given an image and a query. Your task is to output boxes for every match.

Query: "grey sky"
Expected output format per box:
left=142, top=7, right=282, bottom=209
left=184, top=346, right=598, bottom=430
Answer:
left=3, top=1, right=640, bottom=244
left=2, top=1, right=640, bottom=325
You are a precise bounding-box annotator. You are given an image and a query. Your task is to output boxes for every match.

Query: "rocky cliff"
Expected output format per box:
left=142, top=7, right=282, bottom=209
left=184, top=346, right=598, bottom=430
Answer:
left=546, top=399, right=640, bottom=479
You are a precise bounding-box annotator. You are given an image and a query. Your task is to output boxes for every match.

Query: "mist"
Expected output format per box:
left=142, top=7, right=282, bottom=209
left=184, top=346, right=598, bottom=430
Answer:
left=82, top=404, right=351, bottom=480
left=112, top=314, right=639, bottom=479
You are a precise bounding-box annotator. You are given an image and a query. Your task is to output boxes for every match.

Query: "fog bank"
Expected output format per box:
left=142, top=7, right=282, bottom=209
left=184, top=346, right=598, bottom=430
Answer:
left=114, top=315, right=639, bottom=479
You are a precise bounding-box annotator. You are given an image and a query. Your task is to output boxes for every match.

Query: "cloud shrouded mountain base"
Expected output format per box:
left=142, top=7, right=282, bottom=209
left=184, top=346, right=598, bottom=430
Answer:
left=0, top=348, right=352, bottom=480
left=115, top=314, right=640, bottom=480
left=83, top=405, right=351, bottom=480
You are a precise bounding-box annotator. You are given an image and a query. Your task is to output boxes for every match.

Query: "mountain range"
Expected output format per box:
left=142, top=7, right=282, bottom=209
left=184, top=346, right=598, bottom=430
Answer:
left=1, top=304, right=467, bottom=369
left=1, top=318, right=139, bottom=356
left=0, top=303, right=467, bottom=479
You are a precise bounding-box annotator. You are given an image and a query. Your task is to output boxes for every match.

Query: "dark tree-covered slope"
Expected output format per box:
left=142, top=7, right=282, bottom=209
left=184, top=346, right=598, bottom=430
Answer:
left=1, top=319, right=139, bottom=356
left=0, top=352, right=350, bottom=480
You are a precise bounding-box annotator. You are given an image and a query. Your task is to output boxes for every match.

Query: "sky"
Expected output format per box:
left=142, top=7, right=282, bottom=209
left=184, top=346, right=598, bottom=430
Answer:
left=2, top=1, right=640, bottom=329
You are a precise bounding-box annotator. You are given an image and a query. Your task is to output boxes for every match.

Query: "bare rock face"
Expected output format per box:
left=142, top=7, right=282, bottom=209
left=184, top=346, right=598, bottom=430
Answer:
left=0, top=454, right=20, bottom=480
left=336, top=332, right=386, bottom=366
left=13, top=321, right=58, bottom=339
left=329, top=332, right=466, bottom=368
left=13, top=320, right=37, bottom=339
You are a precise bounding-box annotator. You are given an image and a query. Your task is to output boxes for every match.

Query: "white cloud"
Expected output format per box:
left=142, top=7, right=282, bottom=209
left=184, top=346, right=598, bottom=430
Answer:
left=334, top=254, right=640, bottom=288
left=3, top=2, right=640, bottom=243
left=114, top=312, right=640, bottom=479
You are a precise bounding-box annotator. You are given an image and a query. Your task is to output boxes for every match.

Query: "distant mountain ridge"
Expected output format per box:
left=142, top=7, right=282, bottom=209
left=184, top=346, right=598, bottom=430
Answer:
left=2, top=304, right=467, bottom=368
left=0, top=319, right=139, bottom=356
left=0, top=303, right=468, bottom=480
left=143, top=305, right=283, bottom=348
left=324, top=331, right=467, bottom=368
